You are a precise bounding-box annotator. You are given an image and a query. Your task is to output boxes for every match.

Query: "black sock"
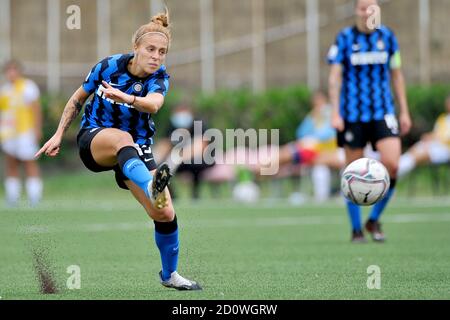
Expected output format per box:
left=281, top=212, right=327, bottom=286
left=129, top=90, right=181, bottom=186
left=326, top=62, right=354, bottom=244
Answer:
left=154, top=215, right=178, bottom=234
left=390, top=178, right=397, bottom=189
left=117, top=146, right=140, bottom=170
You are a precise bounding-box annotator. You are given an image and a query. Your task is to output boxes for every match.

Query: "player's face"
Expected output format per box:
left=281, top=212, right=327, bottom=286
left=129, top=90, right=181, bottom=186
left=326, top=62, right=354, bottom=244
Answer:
left=4, top=65, right=21, bottom=83
left=355, top=0, right=379, bottom=25
left=312, top=93, right=327, bottom=111
left=134, top=34, right=168, bottom=75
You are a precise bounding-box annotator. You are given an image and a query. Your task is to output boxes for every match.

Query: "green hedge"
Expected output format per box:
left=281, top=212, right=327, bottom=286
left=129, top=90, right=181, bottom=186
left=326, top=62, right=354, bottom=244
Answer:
left=40, top=84, right=450, bottom=166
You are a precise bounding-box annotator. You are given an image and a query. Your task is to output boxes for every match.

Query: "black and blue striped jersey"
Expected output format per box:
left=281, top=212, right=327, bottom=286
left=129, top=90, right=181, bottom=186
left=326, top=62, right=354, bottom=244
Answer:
left=328, top=25, right=401, bottom=123
left=81, top=53, right=170, bottom=145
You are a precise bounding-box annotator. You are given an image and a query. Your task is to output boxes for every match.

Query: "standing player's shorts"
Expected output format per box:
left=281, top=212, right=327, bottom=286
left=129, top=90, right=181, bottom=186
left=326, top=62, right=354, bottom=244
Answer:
left=337, top=115, right=400, bottom=150
left=77, top=128, right=157, bottom=190
left=1, top=131, right=39, bottom=161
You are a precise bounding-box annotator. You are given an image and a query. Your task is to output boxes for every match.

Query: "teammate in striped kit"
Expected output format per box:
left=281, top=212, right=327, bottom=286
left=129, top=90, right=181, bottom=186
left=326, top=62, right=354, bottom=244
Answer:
left=36, top=10, right=201, bottom=290
left=328, top=0, right=412, bottom=243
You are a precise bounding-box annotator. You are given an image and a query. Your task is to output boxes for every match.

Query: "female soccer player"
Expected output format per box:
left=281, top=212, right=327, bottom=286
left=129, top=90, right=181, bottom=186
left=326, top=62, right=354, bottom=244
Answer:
left=0, top=60, right=43, bottom=207
left=36, top=10, right=201, bottom=290
left=328, top=0, right=412, bottom=243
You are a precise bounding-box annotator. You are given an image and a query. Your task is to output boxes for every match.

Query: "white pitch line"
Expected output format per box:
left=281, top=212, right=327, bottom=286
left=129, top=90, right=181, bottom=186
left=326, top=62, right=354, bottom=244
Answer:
left=2, top=197, right=450, bottom=212
left=14, top=213, right=450, bottom=235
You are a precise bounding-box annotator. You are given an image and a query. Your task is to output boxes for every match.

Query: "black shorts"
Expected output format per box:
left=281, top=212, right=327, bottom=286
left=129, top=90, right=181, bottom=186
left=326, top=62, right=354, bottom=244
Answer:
left=77, top=128, right=157, bottom=190
left=337, top=116, right=400, bottom=150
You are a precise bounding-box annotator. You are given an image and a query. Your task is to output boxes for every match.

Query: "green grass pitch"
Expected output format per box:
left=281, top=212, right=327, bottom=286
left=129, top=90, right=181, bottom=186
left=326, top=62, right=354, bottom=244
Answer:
left=0, top=171, right=449, bottom=300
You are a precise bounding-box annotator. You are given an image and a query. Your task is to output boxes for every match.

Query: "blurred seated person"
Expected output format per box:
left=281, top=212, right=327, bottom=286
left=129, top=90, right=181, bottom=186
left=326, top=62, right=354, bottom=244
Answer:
left=253, top=91, right=342, bottom=201
left=398, top=94, right=450, bottom=178
left=155, top=104, right=214, bottom=199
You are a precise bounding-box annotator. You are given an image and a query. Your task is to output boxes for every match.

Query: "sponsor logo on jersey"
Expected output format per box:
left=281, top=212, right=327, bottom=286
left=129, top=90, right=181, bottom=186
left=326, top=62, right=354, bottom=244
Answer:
left=96, top=85, right=135, bottom=109
left=350, top=51, right=388, bottom=66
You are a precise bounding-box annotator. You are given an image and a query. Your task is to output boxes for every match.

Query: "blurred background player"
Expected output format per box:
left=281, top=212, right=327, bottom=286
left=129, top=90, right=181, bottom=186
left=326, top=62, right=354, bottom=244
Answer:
left=36, top=10, right=201, bottom=290
left=328, top=0, right=412, bottom=243
left=398, top=94, right=450, bottom=178
left=154, top=104, right=215, bottom=199
left=0, top=60, right=43, bottom=207
left=295, top=90, right=341, bottom=201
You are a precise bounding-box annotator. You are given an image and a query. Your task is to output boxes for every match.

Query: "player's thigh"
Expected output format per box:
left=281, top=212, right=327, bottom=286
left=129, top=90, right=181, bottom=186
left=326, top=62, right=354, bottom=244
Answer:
left=344, top=147, right=364, bottom=165
left=90, top=128, right=134, bottom=167
left=124, top=179, right=175, bottom=222
left=375, top=137, right=401, bottom=174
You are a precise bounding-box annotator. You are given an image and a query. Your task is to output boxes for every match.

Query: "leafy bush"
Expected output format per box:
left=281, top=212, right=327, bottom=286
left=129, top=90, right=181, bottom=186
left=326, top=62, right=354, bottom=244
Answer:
left=39, top=84, right=450, bottom=168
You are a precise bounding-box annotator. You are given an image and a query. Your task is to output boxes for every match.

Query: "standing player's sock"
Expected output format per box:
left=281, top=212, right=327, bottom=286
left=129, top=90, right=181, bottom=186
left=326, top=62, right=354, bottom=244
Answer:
left=346, top=200, right=362, bottom=232
left=26, top=177, right=43, bottom=206
left=118, top=146, right=153, bottom=196
left=154, top=216, right=179, bottom=281
left=312, top=165, right=331, bottom=201
left=369, top=179, right=397, bottom=222
left=5, top=177, right=21, bottom=206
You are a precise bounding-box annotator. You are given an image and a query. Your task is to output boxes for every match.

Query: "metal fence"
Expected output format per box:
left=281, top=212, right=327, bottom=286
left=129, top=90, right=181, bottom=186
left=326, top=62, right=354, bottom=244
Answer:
left=0, top=0, right=448, bottom=95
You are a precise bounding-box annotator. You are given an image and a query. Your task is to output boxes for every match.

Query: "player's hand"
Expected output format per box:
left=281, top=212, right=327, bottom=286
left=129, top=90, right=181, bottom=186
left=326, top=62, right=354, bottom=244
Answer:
left=332, top=112, right=345, bottom=132
left=35, top=133, right=63, bottom=158
left=399, top=111, right=412, bottom=136
left=101, top=81, right=133, bottom=105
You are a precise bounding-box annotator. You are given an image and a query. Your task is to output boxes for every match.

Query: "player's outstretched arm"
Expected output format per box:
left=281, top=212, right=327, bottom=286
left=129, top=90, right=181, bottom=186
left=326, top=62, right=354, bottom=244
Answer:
left=35, top=87, right=89, bottom=158
left=101, top=81, right=164, bottom=114
left=329, top=64, right=344, bottom=132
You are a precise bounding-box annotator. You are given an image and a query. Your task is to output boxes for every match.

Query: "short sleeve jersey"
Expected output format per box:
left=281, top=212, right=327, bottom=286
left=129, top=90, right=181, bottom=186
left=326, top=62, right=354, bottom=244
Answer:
left=327, top=25, right=401, bottom=123
left=81, top=53, right=170, bottom=145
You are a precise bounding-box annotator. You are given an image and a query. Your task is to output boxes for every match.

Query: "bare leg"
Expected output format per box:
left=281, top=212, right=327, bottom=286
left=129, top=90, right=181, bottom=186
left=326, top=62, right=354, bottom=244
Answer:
left=344, top=147, right=364, bottom=166
left=125, top=178, right=174, bottom=222
left=90, top=128, right=135, bottom=167
left=365, top=137, right=402, bottom=241
left=23, top=160, right=43, bottom=205
left=314, top=150, right=344, bottom=170
left=376, top=137, right=401, bottom=178
left=4, top=154, right=21, bottom=205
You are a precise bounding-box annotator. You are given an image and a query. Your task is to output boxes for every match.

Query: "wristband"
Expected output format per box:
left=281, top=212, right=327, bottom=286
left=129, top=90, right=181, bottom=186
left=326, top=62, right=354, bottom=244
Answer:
left=129, top=95, right=136, bottom=105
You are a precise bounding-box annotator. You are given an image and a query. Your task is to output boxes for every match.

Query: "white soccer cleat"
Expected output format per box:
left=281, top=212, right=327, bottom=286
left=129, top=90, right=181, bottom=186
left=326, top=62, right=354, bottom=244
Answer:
left=160, top=271, right=202, bottom=291
left=147, top=164, right=172, bottom=210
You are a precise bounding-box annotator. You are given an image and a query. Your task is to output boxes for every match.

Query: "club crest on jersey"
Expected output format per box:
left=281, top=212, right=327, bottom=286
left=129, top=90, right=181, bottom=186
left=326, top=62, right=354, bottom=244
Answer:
left=133, top=83, right=143, bottom=93
left=377, top=40, right=385, bottom=50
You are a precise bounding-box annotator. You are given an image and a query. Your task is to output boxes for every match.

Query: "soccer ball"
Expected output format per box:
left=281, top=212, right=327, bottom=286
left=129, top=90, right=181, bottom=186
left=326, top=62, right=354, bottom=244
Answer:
left=232, top=181, right=260, bottom=204
left=341, top=158, right=390, bottom=206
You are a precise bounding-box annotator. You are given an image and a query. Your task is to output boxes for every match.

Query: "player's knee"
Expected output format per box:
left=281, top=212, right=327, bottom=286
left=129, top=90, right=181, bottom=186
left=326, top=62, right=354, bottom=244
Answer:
left=151, top=206, right=175, bottom=222
left=383, top=160, right=398, bottom=177
left=113, top=131, right=134, bottom=152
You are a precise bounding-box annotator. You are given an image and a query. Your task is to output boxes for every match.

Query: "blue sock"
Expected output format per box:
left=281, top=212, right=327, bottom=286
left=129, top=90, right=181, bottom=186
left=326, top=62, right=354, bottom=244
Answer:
left=369, top=187, right=395, bottom=222
left=346, top=199, right=362, bottom=232
left=118, top=146, right=153, bottom=196
left=154, top=217, right=179, bottom=281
